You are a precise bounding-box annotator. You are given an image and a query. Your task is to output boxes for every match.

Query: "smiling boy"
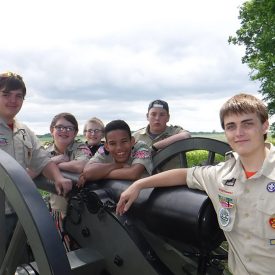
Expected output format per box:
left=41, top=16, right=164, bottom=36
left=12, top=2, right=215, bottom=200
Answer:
left=133, top=99, right=191, bottom=170
left=77, top=120, right=152, bottom=186
left=116, top=93, right=275, bottom=274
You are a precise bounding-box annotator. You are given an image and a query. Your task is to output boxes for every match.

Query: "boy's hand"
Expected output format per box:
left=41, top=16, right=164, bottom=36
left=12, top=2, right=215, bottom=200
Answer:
left=55, top=177, right=72, bottom=196
left=76, top=172, right=86, bottom=188
left=116, top=184, right=140, bottom=215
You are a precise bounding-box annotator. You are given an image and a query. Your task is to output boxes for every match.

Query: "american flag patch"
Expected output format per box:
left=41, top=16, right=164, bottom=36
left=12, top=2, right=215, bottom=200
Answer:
left=132, top=150, right=150, bottom=159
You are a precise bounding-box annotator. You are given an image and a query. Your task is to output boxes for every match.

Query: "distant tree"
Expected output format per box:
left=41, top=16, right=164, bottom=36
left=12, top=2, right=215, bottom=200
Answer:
left=228, top=0, right=275, bottom=113
left=270, top=122, right=275, bottom=138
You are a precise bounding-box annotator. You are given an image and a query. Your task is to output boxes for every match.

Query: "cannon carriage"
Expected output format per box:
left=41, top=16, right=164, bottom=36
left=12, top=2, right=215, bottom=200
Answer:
left=0, top=137, right=231, bottom=275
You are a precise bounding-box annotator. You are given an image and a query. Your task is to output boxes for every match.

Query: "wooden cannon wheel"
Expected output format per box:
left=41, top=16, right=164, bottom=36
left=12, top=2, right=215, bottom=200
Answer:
left=152, top=137, right=232, bottom=173
left=0, top=150, right=72, bottom=275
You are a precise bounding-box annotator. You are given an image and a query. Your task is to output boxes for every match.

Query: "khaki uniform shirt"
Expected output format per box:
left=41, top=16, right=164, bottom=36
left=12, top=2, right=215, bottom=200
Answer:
left=48, top=141, right=91, bottom=216
left=88, top=141, right=152, bottom=177
left=0, top=118, right=51, bottom=214
left=186, top=143, right=275, bottom=275
left=133, top=125, right=189, bottom=171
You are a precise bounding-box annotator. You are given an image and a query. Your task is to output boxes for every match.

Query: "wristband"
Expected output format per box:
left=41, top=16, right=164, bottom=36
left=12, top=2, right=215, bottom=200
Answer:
left=151, top=144, right=158, bottom=151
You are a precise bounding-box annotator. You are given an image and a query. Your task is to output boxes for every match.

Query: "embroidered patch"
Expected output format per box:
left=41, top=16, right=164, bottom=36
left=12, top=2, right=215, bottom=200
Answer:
left=0, top=137, right=8, bottom=146
left=219, top=208, right=230, bottom=227
left=132, top=150, right=150, bottom=159
left=224, top=178, right=236, bottom=186
left=218, top=188, right=233, bottom=195
left=98, top=146, right=105, bottom=155
left=80, top=147, right=92, bottom=156
left=218, top=195, right=234, bottom=208
left=269, top=217, right=275, bottom=229
left=266, top=182, right=275, bottom=192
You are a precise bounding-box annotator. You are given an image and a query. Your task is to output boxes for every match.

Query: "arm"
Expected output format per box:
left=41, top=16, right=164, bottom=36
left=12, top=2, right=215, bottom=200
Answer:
left=42, top=161, right=72, bottom=196
left=105, top=163, right=145, bottom=180
left=116, top=168, right=187, bottom=215
left=78, top=162, right=124, bottom=185
left=153, top=131, right=191, bottom=150
left=58, top=159, right=88, bottom=174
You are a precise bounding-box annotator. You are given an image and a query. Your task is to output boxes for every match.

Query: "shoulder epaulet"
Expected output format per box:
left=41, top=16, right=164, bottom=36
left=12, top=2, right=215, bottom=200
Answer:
left=44, top=141, right=54, bottom=149
left=225, top=151, right=234, bottom=161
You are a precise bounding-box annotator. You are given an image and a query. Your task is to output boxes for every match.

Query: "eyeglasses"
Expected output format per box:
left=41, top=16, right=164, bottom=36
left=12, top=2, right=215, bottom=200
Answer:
left=84, top=129, right=103, bottom=134
left=54, top=125, right=76, bottom=132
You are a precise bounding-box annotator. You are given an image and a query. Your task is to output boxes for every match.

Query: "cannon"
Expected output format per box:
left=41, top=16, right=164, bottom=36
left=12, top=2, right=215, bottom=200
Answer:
left=0, top=137, right=231, bottom=275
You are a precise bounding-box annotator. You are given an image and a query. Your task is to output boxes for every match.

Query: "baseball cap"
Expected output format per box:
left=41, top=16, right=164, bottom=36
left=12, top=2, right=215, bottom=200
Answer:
left=148, top=99, right=169, bottom=113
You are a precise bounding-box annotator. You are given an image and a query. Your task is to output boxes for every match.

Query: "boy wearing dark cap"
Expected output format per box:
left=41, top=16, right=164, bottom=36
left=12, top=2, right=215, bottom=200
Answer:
left=133, top=99, right=191, bottom=170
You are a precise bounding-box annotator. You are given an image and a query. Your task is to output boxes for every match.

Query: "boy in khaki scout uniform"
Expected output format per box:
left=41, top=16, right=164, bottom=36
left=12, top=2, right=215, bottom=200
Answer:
left=77, top=120, right=152, bottom=186
left=0, top=72, right=72, bottom=243
left=133, top=99, right=191, bottom=171
left=117, top=93, right=275, bottom=275
left=45, top=112, right=91, bottom=251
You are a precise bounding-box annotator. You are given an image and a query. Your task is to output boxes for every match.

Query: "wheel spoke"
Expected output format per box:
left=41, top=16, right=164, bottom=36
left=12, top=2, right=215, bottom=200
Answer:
left=0, top=221, right=27, bottom=275
left=152, top=137, right=231, bottom=173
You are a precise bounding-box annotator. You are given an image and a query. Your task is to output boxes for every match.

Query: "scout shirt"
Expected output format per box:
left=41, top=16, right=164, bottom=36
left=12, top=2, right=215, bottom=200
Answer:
left=47, top=140, right=91, bottom=216
left=186, top=143, right=275, bottom=275
left=133, top=125, right=189, bottom=171
left=0, top=118, right=51, bottom=214
left=88, top=140, right=152, bottom=177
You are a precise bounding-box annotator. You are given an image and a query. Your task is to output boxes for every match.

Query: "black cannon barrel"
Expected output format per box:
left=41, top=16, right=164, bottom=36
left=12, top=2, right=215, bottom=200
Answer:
left=34, top=174, right=224, bottom=252
left=77, top=180, right=225, bottom=252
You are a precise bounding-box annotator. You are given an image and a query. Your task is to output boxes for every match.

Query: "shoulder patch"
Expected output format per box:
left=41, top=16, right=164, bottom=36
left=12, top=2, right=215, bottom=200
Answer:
left=132, top=150, right=151, bottom=159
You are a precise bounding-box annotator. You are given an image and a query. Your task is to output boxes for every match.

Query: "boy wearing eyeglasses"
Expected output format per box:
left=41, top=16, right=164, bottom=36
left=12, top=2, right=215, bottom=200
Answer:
left=46, top=112, right=91, bottom=251
left=83, top=117, right=105, bottom=155
left=77, top=120, right=152, bottom=187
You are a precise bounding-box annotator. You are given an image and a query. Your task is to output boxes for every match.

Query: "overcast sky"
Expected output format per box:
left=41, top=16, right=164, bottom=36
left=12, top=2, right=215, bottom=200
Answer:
left=1, top=0, right=264, bottom=135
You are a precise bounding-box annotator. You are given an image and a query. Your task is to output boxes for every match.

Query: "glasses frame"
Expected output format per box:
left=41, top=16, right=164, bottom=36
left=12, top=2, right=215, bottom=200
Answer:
left=53, top=125, right=76, bottom=133
left=84, top=129, right=103, bottom=134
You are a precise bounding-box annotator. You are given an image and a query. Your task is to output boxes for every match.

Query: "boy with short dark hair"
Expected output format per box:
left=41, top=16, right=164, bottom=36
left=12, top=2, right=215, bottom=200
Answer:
left=0, top=72, right=72, bottom=195
left=116, top=93, right=275, bottom=274
left=77, top=120, right=152, bottom=186
left=0, top=71, right=72, bottom=246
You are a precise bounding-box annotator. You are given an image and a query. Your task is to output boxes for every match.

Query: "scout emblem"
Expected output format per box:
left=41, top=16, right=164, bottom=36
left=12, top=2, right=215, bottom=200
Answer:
left=0, top=137, right=8, bottom=146
left=266, top=182, right=275, bottom=192
left=269, top=217, right=275, bottom=229
left=219, top=208, right=230, bottom=227
left=218, top=195, right=234, bottom=208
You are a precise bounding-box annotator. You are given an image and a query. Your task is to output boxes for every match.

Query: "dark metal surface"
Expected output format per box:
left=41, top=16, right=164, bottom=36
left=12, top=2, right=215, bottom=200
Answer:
left=152, top=137, right=231, bottom=173
left=0, top=149, right=72, bottom=275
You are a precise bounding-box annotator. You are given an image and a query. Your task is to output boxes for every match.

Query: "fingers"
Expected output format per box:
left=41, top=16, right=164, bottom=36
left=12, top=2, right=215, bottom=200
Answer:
left=55, top=180, right=72, bottom=196
left=116, top=199, right=126, bottom=215
left=76, top=173, right=85, bottom=188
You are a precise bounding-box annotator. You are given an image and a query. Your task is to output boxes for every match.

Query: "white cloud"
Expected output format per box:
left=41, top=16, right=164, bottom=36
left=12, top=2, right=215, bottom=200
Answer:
left=1, top=0, right=262, bottom=134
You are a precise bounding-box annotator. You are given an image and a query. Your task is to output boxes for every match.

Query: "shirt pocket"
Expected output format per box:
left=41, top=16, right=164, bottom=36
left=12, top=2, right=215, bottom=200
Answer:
left=256, top=198, right=275, bottom=240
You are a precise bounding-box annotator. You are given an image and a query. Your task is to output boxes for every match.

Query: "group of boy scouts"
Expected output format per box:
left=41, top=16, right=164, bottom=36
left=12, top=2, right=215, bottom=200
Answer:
left=0, top=71, right=275, bottom=274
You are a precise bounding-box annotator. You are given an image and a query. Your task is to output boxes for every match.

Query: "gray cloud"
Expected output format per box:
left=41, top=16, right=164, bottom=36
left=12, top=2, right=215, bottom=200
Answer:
left=1, top=0, right=262, bottom=134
